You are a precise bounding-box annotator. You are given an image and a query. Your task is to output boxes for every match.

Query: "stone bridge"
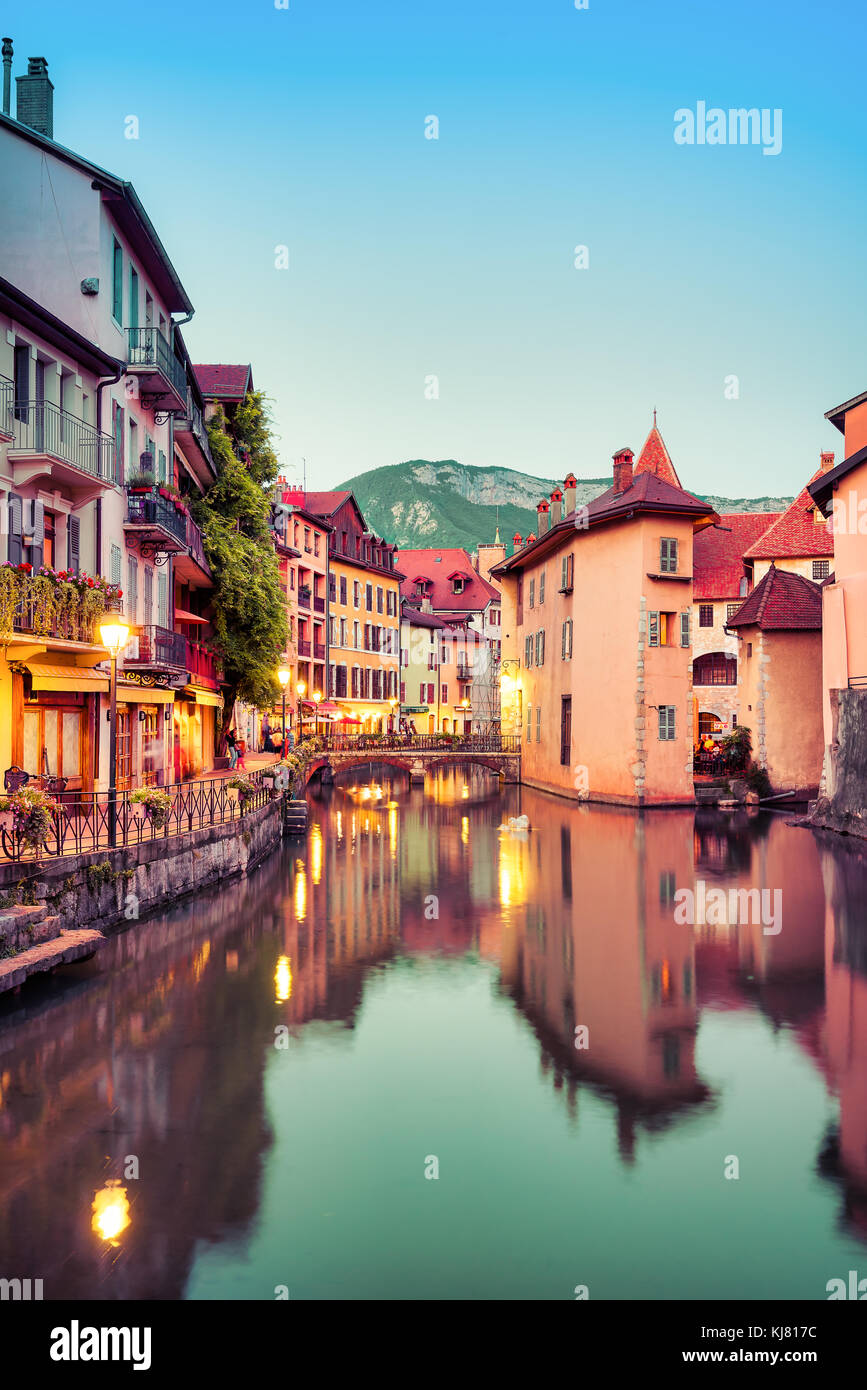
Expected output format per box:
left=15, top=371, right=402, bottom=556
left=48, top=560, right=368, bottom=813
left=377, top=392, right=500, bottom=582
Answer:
left=301, top=740, right=521, bottom=788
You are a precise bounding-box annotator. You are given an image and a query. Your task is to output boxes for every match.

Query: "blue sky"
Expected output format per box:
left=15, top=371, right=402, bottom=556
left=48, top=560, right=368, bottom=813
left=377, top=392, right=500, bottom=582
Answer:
left=12, top=0, right=867, bottom=498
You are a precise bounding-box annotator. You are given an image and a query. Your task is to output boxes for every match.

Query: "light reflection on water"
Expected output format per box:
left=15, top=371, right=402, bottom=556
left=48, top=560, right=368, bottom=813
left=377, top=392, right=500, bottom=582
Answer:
left=0, top=764, right=866, bottom=1300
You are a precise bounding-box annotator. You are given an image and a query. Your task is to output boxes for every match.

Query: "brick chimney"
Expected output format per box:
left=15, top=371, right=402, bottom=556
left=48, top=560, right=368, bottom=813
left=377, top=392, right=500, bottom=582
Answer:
left=16, top=56, right=53, bottom=138
left=536, top=499, right=550, bottom=535
left=512, top=531, right=523, bottom=554
left=550, top=488, right=563, bottom=526
left=525, top=534, right=535, bottom=548
left=563, top=472, right=577, bottom=516
left=2, top=38, right=12, bottom=118
left=820, top=450, right=835, bottom=474
left=612, top=447, right=634, bottom=495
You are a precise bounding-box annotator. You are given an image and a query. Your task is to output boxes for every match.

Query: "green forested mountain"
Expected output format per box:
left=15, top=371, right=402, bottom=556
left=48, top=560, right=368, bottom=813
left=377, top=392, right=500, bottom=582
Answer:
left=337, top=459, right=792, bottom=552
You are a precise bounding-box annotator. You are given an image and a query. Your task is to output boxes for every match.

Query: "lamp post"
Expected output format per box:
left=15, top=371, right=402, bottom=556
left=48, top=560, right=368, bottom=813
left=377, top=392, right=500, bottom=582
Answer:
left=277, top=664, right=291, bottom=756
left=459, top=696, right=471, bottom=740
left=296, top=679, right=306, bottom=742
left=99, top=606, right=131, bottom=848
left=388, top=696, right=398, bottom=740
left=313, top=689, right=322, bottom=739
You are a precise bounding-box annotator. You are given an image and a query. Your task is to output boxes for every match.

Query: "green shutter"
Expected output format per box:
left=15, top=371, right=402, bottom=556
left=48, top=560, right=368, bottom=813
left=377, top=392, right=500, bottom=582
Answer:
left=129, top=267, right=139, bottom=329
left=112, top=240, right=123, bottom=323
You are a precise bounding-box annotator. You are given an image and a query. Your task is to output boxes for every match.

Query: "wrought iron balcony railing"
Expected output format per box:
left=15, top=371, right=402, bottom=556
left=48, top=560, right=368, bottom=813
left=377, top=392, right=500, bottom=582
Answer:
left=124, top=624, right=187, bottom=668
left=6, top=398, right=115, bottom=480
left=125, top=489, right=188, bottom=544
left=126, top=327, right=186, bottom=400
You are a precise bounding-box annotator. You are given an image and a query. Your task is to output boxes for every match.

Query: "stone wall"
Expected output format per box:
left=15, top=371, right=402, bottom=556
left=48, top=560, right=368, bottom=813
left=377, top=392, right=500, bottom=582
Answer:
left=810, top=688, right=867, bottom=837
left=0, top=796, right=283, bottom=934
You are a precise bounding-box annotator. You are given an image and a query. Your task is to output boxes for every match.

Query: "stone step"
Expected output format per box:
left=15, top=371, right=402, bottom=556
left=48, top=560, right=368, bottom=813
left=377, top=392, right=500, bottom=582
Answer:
left=0, top=928, right=106, bottom=995
left=0, top=903, right=55, bottom=952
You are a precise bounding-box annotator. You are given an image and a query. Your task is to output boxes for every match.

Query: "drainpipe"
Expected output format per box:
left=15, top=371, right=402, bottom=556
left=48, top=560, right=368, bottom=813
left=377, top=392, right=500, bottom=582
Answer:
left=95, top=361, right=125, bottom=576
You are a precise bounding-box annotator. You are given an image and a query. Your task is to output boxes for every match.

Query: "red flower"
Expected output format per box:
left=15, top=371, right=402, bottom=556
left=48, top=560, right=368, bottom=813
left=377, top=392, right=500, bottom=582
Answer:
left=117, top=590, right=123, bottom=598
left=20, top=563, right=32, bottom=572
left=87, top=578, right=94, bottom=588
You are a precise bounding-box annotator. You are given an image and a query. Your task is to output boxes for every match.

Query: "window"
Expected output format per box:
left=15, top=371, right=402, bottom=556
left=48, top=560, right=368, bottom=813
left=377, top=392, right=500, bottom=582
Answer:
left=128, top=265, right=139, bottom=330
left=452, top=577, right=464, bottom=594
left=539, top=571, right=545, bottom=605
left=427, top=683, right=434, bottom=704
left=314, top=533, right=320, bottom=556
left=698, top=604, right=714, bottom=628
left=366, top=583, right=373, bottom=611
left=13, top=344, right=30, bottom=421
left=680, top=611, right=690, bottom=647
left=529, top=578, right=535, bottom=609
left=648, top=611, right=674, bottom=647
left=112, top=401, right=125, bottom=483
left=560, top=553, right=574, bottom=592
left=353, top=581, right=361, bottom=608
left=329, top=573, right=336, bottom=602
left=526, top=703, right=532, bottom=742
left=376, top=586, right=383, bottom=613
left=158, top=449, right=167, bottom=484
left=67, top=515, right=80, bottom=575
left=536, top=706, right=541, bottom=741
left=561, top=618, right=573, bottom=659
left=340, top=576, right=347, bottom=605
left=112, top=238, right=123, bottom=323
left=693, top=652, right=737, bottom=685
left=535, top=630, right=545, bottom=665
left=726, top=602, right=740, bottom=622
left=560, top=696, right=571, bottom=767
left=660, top=538, right=678, bottom=573
left=813, top=559, right=830, bottom=582
left=658, top=706, right=676, bottom=741
left=442, top=684, right=448, bottom=704
left=524, top=634, right=533, bottom=667
left=340, top=617, right=347, bottom=646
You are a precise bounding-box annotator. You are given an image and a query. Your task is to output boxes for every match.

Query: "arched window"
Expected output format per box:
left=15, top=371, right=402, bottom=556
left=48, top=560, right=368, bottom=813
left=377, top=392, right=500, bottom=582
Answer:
left=694, top=652, right=737, bottom=685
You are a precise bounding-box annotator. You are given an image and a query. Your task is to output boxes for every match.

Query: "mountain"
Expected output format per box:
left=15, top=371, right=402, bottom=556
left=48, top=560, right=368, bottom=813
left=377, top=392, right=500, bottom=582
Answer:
left=337, top=460, right=793, bottom=553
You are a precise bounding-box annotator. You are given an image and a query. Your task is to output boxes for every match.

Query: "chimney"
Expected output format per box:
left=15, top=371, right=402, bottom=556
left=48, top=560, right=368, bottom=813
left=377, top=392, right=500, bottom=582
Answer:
left=612, top=447, right=634, bottom=495
left=525, top=534, right=535, bottom=548
left=536, top=499, right=550, bottom=535
left=820, top=450, right=835, bottom=474
left=2, top=38, right=12, bottom=118
left=563, top=472, right=577, bottom=516
left=16, top=56, right=53, bottom=138
left=550, top=488, right=563, bottom=526
left=512, top=531, right=523, bottom=554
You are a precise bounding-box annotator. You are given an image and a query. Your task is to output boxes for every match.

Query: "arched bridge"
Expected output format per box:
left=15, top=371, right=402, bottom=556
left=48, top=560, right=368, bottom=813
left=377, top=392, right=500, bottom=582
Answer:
left=301, top=735, right=521, bottom=787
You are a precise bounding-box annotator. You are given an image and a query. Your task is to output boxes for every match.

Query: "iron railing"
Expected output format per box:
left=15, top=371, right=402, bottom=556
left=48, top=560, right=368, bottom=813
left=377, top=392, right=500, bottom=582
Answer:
left=0, top=374, right=13, bottom=437
left=297, top=586, right=311, bottom=609
left=126, top=489, right=187, bottom=543
left=313, top=642, right=326, bottom=661
left=0, top=770, right=272, bottom=862
left=313, top=595, right=326, bottom=613
left=321, top=733, right=521, bottom=753
left=186, top=637, right=220, bottom=687
left=6, top=399, right=115, bottom=479
left=185, top=513, right=211, bottom=575
left=126, top=327, right=186, bottom=400
left=125, top=624, right=186, bottom=668
left=298, top=639, right=311, bottom=657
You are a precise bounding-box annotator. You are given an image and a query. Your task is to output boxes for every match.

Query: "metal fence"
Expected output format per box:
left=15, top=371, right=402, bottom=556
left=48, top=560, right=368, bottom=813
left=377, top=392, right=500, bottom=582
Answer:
left=320, top=733, right=521, bottom=754
left=0, top=771, right=273, bottom=863
left=7, top=399, right=115, bottom=479
left=126, top=327, right=186, bottom=399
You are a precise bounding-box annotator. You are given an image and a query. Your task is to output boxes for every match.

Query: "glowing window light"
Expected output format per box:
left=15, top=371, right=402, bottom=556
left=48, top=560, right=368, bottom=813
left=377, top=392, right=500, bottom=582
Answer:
left=91, top=1181, right=131, bottom=1244
left=295, top=866, right=307, bottom=921
left=275, top=954, right=293, bottom=1003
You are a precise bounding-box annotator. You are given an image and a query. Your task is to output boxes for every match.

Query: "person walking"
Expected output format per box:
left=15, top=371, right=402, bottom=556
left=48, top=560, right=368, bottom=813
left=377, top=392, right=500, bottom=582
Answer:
left=261, top=714, right=275, bottom=753
left=226, top=728, right=238, bottom=770
left=236, top=737, right=248, bottom=770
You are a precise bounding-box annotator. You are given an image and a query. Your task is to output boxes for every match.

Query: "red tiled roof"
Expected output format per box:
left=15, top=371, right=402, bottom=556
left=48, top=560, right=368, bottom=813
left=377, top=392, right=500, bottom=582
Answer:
left=743, top=471, right=834, bottom=559
left=693, top=513, right=782, bottom=600
left=635, top=423, right=681, bottom=488
left=302, top=490, right=353, bottom=516
left=401, top=603, right=447, bottom=630
left=193, top=364, right=252, bottom=399
left=726, top=563, right=823, bottom=631
left=398, top=547, right=500, bottom=612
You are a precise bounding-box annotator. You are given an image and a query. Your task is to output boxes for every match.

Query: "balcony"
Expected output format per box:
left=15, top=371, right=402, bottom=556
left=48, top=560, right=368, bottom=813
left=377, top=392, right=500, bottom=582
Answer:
left=4, top=397, right=115, bottom=502
left=174, top=394, right=216, bottom=486
left=185, top=637, right=219, bottom=689
left=174, top=512, right=213, bottom=586
left=313, top=642, right=326, bottom=661
left=0, top=375, right=13, bottom=440
left=313, top=594, right=326, bottom=614
left=125, top=327, right=187, bottom=414
left=297, top=586, right=311, bottom=610
left=457, top=663, right=473, bottom=682
left=124, top=488, right=187, bottom=557
left=123, top=624, right=187, bottom=673
left=298, top=639, right=311, bottom=657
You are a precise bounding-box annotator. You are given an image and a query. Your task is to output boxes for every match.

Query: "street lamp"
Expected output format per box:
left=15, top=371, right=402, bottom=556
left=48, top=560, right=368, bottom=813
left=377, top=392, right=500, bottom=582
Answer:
left=313, top=689, right=322, bottom=739
left=388, top=696, right=398, bottom=739
left=459, top=696, right=471, bottom=739
left=277, top=664, right=291, bottom=755
left=296, top=679, right=306, bottom=741
left=99, top=606, right=130, bottom=848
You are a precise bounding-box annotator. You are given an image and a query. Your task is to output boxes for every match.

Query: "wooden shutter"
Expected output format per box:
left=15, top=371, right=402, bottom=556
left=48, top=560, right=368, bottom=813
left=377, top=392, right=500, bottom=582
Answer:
left=67, top=514, right=80, bottom=575
left=7, top=494, right=23, bottom=566
left=680, top=611, right=690, bottom=647
left=648, top=612, right=659, bottom=647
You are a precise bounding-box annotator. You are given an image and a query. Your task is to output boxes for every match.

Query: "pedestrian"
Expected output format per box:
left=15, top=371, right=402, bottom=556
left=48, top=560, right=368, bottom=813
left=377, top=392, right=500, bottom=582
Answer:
left=261, top=714, right=275, bottom=753
left=226, top=728, right=238, bottom=770
left=236, top=737, right=248, bottom=770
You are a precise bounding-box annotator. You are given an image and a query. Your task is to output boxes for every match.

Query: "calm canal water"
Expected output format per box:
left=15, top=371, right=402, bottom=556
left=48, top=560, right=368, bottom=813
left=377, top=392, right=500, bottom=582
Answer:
left=1, top=766, right=866, bottom=1301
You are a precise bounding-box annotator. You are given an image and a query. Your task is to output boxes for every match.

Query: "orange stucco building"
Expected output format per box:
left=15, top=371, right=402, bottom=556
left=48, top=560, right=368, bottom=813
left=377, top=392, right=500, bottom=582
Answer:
left=491, top=446, right=718, bottom=805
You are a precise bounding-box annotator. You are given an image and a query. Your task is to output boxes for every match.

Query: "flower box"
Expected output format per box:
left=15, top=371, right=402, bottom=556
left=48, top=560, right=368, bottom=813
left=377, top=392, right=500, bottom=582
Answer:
left=227, top=785, right=240, bottom=802
left=0, top=809, right=14, bottom=833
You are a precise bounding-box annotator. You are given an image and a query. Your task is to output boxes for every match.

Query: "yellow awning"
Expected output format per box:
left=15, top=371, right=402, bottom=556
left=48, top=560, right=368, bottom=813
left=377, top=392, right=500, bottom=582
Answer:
left=193, top=689, right=223, bottom=708
left=118, top=684, right=176, bottom=705
left=27, top=663, right=109, bottom=694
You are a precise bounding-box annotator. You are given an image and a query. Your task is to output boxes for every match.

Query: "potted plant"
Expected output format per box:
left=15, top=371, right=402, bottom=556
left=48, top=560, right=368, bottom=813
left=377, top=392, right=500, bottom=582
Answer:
left=129, top=787, right=172, bottom=830
left=126, top=470, right=154, bottom=493
left=226, top=774, right=256, bottom=809
left=1, top=785, right=57, bottom=852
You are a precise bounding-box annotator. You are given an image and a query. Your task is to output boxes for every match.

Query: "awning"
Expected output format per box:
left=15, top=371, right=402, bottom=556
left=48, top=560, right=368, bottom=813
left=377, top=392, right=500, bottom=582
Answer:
left=118, top=684, right=175, bottom=705
left=27, top=663, right=109, bottom=694
left=194, top=690, right=223, bottom=708
left=174, top=610, right=208, bottom=624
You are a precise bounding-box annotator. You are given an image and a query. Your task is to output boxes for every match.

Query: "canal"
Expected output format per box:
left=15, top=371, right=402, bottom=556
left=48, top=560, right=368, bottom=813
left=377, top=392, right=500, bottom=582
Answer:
left=0, top=765, right=865, bottom=1300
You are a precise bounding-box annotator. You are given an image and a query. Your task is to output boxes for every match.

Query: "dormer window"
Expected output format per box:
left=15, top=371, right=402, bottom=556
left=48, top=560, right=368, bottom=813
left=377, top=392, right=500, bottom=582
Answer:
left=453, top=578, right=464, bottom=595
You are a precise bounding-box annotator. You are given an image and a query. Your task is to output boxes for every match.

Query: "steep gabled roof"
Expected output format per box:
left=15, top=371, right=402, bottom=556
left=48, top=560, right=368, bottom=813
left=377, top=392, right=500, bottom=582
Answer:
left=809, top=443, right=867, bottom=517
left=743, top=471, right=834, bottom=560
left=193, top=364, right=253, bottom=400
left=635, top=421, right=682, bottom=487
left=726, top=564, right=823, bottom=631
left=398, top=547, right=500, bottom=612
left=302, top=490, right=353, bottom=516
left=693, top=513, right=783, bottom=600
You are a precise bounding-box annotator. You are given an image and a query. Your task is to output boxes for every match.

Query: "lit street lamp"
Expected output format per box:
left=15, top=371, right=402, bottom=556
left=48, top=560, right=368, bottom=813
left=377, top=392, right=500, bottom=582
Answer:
left=459, top=696, right=471, bottom=738
left=296, top=679, right=306, bottom=740
left=99, top=606, right=130, bottom=848
left=277, top=664, right=291, bottom=755
left=388, top=696, right=398, bottom=738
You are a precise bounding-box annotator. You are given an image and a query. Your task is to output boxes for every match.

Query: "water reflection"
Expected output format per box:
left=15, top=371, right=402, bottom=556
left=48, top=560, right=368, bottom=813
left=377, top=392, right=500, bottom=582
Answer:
left=0, top=764, right=866, bottom=1298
